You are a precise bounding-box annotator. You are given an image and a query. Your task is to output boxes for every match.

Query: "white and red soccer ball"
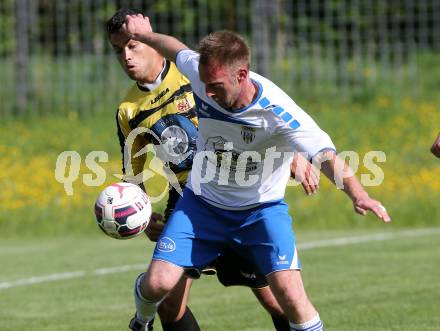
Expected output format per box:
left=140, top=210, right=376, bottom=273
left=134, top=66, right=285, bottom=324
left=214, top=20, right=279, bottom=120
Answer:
left=94, top=182, right=152, bottom=239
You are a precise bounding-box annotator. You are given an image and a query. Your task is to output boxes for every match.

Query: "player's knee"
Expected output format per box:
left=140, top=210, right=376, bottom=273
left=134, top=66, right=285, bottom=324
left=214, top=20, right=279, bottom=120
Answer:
left=142, top=262, right=184, bottom=300
left=274, top=283, right=307, bottom=304
left=267, top=270, right=308, bottom=303
left=141, top=273, right=172, bottom=299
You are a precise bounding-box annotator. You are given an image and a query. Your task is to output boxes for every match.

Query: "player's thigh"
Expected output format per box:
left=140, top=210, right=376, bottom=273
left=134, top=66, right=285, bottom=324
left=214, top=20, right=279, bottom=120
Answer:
left=266, top=269, right=308, bottom=303
left=153, top=188, right=226, bottom=269
left=238, top=201, right=300, bottom=275
left=158, top=276, right=193, bottom=322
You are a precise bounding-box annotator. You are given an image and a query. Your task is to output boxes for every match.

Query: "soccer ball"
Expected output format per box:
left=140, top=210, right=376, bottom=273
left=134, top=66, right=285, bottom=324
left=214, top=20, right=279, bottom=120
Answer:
left=94, top=182, right=152, bottom=239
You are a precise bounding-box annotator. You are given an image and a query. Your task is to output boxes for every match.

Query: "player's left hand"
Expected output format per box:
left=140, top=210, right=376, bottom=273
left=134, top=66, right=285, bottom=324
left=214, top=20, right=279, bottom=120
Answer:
left=145, top=212, right=165, bottom=242
left=353, top=195, right=391, bottom=223
left=122, top=14, right=152, bottom=40
left=291, top=154, right=320, bottom=195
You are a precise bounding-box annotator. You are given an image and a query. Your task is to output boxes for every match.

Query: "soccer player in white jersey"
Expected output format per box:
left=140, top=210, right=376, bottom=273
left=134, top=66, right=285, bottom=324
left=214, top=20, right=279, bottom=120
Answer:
left=120, top=14, right=391, bottom=331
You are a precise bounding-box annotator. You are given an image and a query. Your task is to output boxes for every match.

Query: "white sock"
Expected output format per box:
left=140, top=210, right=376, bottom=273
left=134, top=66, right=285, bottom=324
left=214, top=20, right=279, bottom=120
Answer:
left=133, top=273, right=163, bottom=323
left=289, top=314, right=323, bottom=331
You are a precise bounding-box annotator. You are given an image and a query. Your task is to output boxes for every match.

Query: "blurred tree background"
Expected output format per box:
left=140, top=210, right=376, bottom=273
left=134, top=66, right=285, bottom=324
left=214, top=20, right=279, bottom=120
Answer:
left=1, top=0, right=438, bottom=116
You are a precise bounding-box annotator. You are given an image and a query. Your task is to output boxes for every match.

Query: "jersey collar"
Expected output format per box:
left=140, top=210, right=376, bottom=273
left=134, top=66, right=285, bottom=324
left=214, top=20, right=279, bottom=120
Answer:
left=137, top=60, right=171, bottom=92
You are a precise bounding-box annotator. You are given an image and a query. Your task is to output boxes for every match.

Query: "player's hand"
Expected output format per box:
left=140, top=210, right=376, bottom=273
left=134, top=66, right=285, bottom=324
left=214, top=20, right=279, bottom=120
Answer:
left=122, top=14, right=152, bottom=40
left=144, top=212, right=165, bottom=242
left=291, top=154, right=320, bottom=195
left=430, top=132, right=440, bottom=158
left=353, top=195, right=391, bottom=223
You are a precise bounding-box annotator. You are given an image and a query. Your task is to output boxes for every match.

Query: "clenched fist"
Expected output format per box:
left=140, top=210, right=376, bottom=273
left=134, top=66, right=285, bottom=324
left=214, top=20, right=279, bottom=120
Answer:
left=431, top=132, right=440, bottom=158
left=121, top=14, right=152, bottom=40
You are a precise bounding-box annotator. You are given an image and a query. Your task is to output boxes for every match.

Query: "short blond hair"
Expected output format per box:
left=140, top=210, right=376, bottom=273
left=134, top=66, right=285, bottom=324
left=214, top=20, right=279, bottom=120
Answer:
left=198, top=30, right=250, bottom=69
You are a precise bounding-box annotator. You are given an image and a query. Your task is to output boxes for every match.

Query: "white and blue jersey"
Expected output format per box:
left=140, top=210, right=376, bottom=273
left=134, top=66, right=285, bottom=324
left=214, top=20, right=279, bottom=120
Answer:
left=153, top=49, right=336, bottom=275
left=176, top=49, right=335, bottom=210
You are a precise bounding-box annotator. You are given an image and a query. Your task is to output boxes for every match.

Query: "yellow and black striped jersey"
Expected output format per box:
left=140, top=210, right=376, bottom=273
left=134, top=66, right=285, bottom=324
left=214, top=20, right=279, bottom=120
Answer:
left=116, top=60, right=198, bottom=184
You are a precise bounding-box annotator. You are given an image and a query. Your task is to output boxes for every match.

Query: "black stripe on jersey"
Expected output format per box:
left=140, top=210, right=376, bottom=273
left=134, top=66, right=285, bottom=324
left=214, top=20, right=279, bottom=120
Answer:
left=141, top=106, right=198, bottom=145
left=115, top=108, right=126, bottom=175
left=136, top=60, right=171, bottom=92
left=181, top=106, right=197, bottom=120
left=129, top=83, right=193, bottom=130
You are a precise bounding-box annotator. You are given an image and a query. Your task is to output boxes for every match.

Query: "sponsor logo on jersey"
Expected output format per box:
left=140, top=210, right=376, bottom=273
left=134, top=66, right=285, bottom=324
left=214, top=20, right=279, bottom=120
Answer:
left=204, top=136, right=259, bottom=173
left=151, top=88, right=170, bottom=104
left=201, top=102, right=209, bottom=110
left=276, top=254, right=289, bottom=265
left=157, top=237, right=176, bottom=252
left=241, top=126, right=256, bottom=144
left=176, top=97, right=191, bottom=112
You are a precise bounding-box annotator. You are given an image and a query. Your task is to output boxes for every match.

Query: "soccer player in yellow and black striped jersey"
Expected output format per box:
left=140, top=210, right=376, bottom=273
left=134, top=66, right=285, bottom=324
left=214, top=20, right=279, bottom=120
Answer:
left=116, top=57, right=198, bottom=223
left=107, top=8, right=291, bottom=331
left=116, top=58, right=197, bottom=187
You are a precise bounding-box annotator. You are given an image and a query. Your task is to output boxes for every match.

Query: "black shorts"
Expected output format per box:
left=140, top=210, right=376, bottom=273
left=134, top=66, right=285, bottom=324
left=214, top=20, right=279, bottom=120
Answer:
left=211, top=250, right=269, bottom=289
left=185, top=251, right=269, bottom=288
left=184, top=251, right=268, bottom=289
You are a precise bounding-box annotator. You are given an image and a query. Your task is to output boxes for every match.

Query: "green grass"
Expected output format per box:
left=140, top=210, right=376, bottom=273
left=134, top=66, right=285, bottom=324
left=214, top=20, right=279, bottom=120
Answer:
left=1, top=228, right=439, bottom=330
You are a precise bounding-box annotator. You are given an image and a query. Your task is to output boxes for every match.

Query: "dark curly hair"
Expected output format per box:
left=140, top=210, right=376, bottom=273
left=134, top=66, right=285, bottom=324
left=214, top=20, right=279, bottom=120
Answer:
left=106, top=8, right=143, bottom=36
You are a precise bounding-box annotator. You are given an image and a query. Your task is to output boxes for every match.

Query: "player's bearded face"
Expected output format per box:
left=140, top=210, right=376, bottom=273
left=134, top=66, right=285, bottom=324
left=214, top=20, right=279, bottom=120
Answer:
left=200, top=62, right=241, bottom=110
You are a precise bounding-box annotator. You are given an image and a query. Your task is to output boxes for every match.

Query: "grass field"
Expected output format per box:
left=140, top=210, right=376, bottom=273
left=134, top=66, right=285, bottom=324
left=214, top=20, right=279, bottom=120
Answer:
left=1, top=228, right=439, bottom=331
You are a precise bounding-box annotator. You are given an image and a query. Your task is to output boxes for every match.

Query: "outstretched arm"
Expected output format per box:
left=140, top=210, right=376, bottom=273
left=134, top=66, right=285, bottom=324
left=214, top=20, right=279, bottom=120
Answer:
left=315, top=150, right=391, bottom=223
left=121, top=14, right=188, bottom=62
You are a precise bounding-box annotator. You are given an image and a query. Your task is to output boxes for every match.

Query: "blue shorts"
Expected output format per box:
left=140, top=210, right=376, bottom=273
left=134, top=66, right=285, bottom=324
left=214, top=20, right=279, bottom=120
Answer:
left=153, top=188, right=301, bottom=276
